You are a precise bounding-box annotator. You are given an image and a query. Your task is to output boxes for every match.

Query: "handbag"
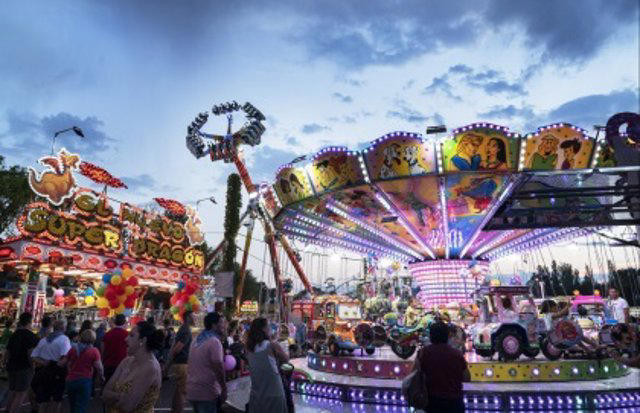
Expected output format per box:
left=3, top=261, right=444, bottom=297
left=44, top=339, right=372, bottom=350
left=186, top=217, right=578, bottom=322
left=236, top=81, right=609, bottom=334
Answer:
left=401, top=348, right=428, bottom=410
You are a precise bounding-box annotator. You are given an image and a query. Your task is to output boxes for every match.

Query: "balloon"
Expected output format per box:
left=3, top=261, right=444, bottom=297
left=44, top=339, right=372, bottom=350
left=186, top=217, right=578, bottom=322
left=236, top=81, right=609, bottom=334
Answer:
left=188, top=295, right=198, bottom=305
left=173, top=313, right=181, bottom=321
left=99, top=308, right=110, bottom=317
left=128, top=277, right=138, bottom=287
left=125, top=296, right=136, bottom=308
left=115, top=285, right=125, bottom=296
left=118, top=295, right=127, bottom=304
left=185, top=285, right=196, bottom=295
left=54, top=288, right=64, bottom=296
left=125, top=286, right=134, bottom=296
left=170, top=295, right=178, bottom=306
left=116, top=304, right=125, bottom=314
left=96, top=286, right=105, bottom=297
left=185, top=302, right=192, bottom=312
left=105, top=289, right=117, bottom=301
left=192, top=303, right=200, bottom=312
left=96, top=297, right=109, bottom=308
left=109, top=299, right=119, bottom=309
left=122, top=268, right=133, bottom=279
left=111, top=275, right=122, bottom=286
left=224, top=355, right=236, bottom=371
left=170, top=306, right=179, bottom=314
left=102, top=274, right=112, bottom=284
left=85, top=296, right=95, bottom=306
left=176, top=300, right=185, bottom=308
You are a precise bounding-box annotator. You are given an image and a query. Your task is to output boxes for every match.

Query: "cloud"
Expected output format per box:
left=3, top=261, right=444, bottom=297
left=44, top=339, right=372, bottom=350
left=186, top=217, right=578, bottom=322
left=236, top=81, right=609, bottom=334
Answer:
left=543, top=89, right=639, bottom=129
left=485, top=0, right=639, bottom=64
left=301, top=123, right=331, bottom=134
left=331, top=92, right=353, bottom=103
left=478, top=105, right=536, bottom=119
left=247, top=145, right=302, bottom=182
left=423, top=75, right=461, bottom=100
left=286, top=1, right=637, bottom=69
left=335, top=76, right=365, bottom=86
left=120, top=173, right=157, bottom=191
left=286, top=136, right=299, bottom=145
left=424, top=64, right=527, bottom=99
left=386, top=100, right=445, bottom=126
left=402, top=79, right=415, bottom=90
left=0, top=111, right=117, bottom=160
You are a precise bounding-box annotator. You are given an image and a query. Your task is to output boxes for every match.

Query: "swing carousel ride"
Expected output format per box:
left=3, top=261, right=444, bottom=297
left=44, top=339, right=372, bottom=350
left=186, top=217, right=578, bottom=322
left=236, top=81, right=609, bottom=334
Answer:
left=186, top=105, right=640, bottom=412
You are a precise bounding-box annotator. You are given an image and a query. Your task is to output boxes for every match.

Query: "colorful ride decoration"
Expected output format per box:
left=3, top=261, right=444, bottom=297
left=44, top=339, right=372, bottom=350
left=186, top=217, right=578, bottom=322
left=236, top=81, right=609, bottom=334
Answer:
left=154, top=197, right=187, bottom=216
left=79, top=161, right=128, bottom=189
left=268, top=117, right=640, bottom=309
left=168, top=276, right=202, bottom=321
left=95, top=267, right=140, bottom=317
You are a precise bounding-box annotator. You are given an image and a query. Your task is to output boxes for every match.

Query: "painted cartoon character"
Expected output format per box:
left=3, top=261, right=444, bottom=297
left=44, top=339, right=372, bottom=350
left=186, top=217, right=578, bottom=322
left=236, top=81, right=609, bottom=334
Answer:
left=529, top=134, right=559, bottom=170
left=403, top=145, right=428, bottom=175
left=289, top=172, right=306, bottom=198
left=380, top=144, right=402, bottom=179
left=481, top=137, right=508, bottom=170
left=450, top=133, right=483, bottom=170
left=28, top=149, right=81, bottom=205
left=185, top=206, right=205, bottom=245
left=455, top=177, right=497, bottom=212
left=560, top=139, right=582, bottom=169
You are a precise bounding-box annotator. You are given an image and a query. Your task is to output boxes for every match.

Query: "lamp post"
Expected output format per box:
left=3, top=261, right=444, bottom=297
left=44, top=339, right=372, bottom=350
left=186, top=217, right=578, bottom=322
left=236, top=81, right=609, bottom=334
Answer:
left=195, top=196, right=217, bottom=209
left=52, top=126, right=85, bottom=154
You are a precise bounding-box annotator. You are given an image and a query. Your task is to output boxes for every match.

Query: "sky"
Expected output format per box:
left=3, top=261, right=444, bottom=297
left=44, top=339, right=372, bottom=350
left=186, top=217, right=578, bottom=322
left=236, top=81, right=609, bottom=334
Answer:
left=1, top=0, right=639, bottom=291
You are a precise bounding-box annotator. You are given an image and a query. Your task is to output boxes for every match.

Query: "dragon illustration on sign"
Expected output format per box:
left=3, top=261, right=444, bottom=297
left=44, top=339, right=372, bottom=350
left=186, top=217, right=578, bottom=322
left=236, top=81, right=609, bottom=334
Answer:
left=28, top=148, right=81, bottom=205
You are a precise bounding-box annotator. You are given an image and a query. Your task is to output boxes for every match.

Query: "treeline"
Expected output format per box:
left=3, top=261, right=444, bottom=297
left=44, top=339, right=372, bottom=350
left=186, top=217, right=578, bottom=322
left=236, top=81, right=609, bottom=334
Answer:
left=526, top=260, right=640, bottom=306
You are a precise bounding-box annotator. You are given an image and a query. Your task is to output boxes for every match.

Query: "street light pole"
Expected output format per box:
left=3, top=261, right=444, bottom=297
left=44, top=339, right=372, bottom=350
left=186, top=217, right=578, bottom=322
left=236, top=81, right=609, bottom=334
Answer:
left=51, top=126, right=85, bottom=154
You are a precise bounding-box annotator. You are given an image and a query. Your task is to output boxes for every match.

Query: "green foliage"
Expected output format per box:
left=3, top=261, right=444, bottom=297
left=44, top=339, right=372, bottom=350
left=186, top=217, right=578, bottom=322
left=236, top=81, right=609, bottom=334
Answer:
left=222, top=173, right=242, bottom=271
left=0, top=156, right=32, bottom=235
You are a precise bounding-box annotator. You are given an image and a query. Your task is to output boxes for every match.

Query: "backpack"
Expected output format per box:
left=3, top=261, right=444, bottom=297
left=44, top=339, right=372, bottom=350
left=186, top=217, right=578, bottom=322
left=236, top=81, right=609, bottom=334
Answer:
left=401, top=348, right=428, bottom=409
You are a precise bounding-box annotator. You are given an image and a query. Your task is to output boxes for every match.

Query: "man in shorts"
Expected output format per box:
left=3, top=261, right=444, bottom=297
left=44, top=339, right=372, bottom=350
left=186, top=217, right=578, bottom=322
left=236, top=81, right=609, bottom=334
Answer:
left=6, top=312, right=39, bottom=412
left=166, top=311, right=194, bottom=413
left=30, top=319, right=71, bottom=413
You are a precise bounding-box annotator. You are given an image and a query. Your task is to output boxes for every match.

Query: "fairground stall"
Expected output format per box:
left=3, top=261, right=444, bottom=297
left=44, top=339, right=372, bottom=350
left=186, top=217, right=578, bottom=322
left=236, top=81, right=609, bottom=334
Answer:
left=0, top=149, right=206, bottom=326
left=258, top=112, right=640, bottom=412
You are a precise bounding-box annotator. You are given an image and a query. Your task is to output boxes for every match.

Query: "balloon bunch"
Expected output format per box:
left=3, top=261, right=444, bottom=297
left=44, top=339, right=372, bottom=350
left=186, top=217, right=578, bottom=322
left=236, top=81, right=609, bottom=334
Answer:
left=169, top=276, right=201, bottom=321
left=95, top=267, right=140, bottom=318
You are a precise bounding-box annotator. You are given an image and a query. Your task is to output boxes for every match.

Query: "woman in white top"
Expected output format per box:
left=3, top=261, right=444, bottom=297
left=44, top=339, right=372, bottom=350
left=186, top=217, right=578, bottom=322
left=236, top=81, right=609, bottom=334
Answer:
left=245, top=317, right=289, bottom=413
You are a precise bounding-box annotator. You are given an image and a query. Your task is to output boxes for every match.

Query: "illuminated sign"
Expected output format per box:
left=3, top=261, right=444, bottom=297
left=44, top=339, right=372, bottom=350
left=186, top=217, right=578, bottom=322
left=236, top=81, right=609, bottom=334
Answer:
left=18, top=196, right=204, bottom=273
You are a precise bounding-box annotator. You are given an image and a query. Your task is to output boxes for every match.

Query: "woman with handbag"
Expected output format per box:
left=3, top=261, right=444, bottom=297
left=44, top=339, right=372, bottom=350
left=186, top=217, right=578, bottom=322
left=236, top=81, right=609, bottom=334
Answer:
left=412, top=322, right=470, bottom=413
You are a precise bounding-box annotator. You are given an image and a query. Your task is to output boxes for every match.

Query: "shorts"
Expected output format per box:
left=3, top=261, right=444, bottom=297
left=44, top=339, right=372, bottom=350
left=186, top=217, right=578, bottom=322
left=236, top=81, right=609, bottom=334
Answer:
left=172, top=363, right=188, bottom=394
left=31, top=363, right=67, bottom=403
left=8, top=368, right=34, bottom=391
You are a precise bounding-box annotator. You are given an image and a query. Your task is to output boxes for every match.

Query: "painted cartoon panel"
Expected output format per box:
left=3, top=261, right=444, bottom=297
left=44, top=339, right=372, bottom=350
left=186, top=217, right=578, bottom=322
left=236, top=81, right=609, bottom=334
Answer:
left=309, top=150, right=364, bottom=194
left=445, top=174, right=507, bottom=257
left=442, top=126, right=519, bottom=173
left=327, top=186, right=427, bottom=255
left=273, top=165, right=313, bottom=207
left=522, top=124, right=595, bottom=170
left=363, top=133, right=436, bottom=180
left=377, top=176, right=445, bottom=256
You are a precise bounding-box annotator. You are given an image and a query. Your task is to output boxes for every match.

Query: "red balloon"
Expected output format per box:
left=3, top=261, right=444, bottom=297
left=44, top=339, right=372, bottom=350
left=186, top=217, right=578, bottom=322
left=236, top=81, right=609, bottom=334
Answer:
left=109, top=299, right=119, bottom=309
left=170, top=295, right=178, bottom=306
left=115, top=285, right=125, bottom=296
left=105, top=289, right=117, bottom=301
left=128, top=277, right=138, bottom=286
left=124, top=297, right=136, bottom=308
left=98, top=308, right=110, bottom=317
left=185, top=285, right=196, bottom=295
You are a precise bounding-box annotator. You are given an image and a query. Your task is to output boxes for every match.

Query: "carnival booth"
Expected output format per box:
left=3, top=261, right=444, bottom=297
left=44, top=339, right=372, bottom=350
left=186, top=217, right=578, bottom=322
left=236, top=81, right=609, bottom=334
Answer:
left=0, top=148, right=206, bottom=325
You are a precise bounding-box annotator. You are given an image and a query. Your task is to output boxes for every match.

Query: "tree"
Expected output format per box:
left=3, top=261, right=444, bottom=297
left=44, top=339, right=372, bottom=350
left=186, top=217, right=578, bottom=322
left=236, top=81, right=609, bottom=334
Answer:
left=222, top=174, right=242, bottom=272
left=0, top=156, right=32, bottom=236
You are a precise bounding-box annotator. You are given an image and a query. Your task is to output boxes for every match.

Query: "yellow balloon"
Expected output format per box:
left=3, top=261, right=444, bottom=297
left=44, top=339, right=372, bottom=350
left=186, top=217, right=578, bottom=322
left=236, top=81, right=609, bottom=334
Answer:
left=122, top=268, right=133, bottom=280
left=111, top=275, right=122, bottom=285
left=96, top=297, right=109, bottom=308
left=173, top=313, right=181, bottom=321
left=125, top=286, right=134, bottom=296
left=116, top=304, right=125, bottom=314
left=85, top=296, right=95, bottom=306
left=189, top=295, right=198, bottom=305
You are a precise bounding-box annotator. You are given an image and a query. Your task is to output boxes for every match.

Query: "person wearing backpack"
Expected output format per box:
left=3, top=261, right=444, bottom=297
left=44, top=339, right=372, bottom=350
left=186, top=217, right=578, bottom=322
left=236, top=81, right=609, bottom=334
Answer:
left=64, top=329, right=104, bottom=413
left=413, top=322, right=470, bottom=413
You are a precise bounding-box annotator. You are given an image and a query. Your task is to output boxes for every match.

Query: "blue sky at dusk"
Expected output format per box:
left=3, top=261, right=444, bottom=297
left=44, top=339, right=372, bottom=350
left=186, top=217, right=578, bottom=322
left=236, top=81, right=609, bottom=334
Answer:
left=1, top=1, right=639, bottom=288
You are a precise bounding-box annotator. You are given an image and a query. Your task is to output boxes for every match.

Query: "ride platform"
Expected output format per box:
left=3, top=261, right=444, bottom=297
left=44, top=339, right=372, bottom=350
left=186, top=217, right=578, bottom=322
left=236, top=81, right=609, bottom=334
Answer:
left=293, top=348, right=640, bottom=411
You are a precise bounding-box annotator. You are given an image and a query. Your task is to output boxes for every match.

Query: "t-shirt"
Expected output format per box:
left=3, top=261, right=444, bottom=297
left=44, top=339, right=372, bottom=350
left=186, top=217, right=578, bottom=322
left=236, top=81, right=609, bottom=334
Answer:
left=67, top=345, right=101, bottom=381
left=173, top=325, right=192, bottom=364
left=609, top=298, right=629, bottom=323
left=6, top=328, right=40, bottom=371
left=186, top=335, right=224, bottom=401
left=102, top=327, right=128, bottom=368
left=31, top=334, right=72, bottom=362
left=419, top=344, right=467, bottom=399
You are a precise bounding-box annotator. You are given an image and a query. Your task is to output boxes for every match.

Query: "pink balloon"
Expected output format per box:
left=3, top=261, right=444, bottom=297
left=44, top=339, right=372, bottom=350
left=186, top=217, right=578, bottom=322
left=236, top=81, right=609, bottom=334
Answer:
left=223, top=355, right=236, bottom=372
